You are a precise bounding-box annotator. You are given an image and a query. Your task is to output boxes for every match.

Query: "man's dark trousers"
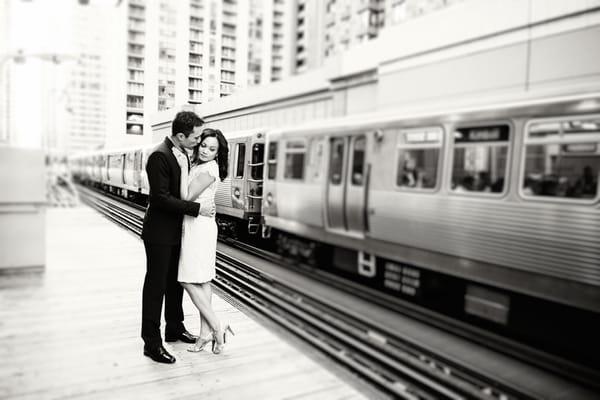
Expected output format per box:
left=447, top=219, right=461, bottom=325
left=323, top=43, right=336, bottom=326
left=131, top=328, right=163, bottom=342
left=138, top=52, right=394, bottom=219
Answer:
left=141, top=242, right=185, bottom=348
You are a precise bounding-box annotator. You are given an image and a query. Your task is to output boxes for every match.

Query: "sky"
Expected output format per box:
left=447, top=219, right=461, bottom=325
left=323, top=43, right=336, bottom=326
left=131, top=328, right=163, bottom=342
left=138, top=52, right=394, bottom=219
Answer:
left=4, top=0, right=109, bottom=148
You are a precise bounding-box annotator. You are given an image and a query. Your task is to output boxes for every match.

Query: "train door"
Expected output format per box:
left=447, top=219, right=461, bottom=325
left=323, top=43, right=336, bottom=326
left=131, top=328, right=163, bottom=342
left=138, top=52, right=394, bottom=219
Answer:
left=325, top=134, right=368, bottom=235
left=133, top=150, right=142, bottom=189
left=230, top=139, right=247, bottom=210
left=121, top=153, right=127, bottom=185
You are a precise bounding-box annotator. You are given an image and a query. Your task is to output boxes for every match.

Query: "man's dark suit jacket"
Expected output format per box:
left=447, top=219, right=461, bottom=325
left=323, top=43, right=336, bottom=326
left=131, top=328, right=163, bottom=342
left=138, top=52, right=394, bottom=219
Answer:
left=141, top=137, right=200, bottom=245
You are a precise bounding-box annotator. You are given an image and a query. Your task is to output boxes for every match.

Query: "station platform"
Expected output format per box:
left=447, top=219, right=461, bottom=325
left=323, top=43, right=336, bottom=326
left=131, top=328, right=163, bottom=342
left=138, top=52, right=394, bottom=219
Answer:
left=0, top=207, right=370, bottom=400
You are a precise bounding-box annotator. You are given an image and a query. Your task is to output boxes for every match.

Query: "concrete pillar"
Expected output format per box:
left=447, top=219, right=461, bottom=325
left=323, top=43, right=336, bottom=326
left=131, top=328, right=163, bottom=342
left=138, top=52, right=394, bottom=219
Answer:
left=0, top=146, right=46, bottom=271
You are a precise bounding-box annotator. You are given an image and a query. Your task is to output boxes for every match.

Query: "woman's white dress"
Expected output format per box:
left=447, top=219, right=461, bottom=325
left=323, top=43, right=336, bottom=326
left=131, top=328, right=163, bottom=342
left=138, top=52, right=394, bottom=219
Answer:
left=178, top=160, right=219, bottom=283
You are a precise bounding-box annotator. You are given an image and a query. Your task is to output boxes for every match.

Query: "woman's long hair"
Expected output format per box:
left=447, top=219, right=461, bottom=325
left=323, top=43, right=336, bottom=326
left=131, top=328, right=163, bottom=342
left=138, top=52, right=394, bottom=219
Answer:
left=192, top=128, right=229, bottom=181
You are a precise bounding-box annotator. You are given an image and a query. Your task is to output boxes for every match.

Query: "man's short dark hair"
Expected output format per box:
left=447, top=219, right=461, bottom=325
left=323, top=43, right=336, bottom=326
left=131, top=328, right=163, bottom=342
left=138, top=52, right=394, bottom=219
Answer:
left=171, top=111, right=204, bottom=137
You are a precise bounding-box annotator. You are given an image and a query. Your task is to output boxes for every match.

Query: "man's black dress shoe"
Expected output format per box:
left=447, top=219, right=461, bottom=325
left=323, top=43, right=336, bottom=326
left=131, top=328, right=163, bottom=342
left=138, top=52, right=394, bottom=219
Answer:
left=165, top=330, right=197, bottom=344
left=143, top=345, right=176, bottom=364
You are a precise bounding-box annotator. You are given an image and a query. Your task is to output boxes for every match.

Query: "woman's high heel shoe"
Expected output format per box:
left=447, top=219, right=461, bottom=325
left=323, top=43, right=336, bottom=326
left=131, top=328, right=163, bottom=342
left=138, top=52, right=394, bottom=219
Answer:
left=212, top=325, right=235, bottom=354
left=187, top=336, right=213, bottom=353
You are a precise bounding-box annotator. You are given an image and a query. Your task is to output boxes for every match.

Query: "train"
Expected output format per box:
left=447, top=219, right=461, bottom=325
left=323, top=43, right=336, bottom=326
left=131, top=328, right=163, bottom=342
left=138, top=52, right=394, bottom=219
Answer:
left=70, top=91, right=600, bottom=369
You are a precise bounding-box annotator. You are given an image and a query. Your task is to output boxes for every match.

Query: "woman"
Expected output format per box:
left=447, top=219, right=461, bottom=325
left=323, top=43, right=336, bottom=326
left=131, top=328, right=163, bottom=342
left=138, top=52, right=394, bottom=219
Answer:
left=178, top=128, right=234, bottom=354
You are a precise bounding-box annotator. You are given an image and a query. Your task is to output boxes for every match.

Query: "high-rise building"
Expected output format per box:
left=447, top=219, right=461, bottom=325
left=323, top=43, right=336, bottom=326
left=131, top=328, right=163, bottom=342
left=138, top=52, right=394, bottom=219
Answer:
left=157, top=0, right=177, bottom=112
left=247, top=0, right=264, bottom=85
left=124, top=0, right=146, bottom=138
left=63, top=2, right=109, bottom=153
left=384, top=0, right=465, bottom=27
left=322, top=0, right=385, bottom=59
left=246, top=0, right=295, bottom=86
left=184, top=0, right=250, bottom=103
left=288, top=0, right=464, bottom=73
left=0, top=0, right=11, bottom=145
left=104, top=0, right=256, bottom=147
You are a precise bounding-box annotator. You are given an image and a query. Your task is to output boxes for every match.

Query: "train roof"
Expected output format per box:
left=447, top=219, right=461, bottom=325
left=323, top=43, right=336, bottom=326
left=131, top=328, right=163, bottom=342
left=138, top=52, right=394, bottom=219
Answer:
left=267, top=91, right=600, bottom=139
left=218, top=127, right=268, bottom=140
left=69, top=143, right=156, bottom=159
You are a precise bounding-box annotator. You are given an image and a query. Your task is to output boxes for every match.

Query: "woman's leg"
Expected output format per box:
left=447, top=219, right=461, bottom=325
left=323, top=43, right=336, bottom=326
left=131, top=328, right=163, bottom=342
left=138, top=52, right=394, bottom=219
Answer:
left=201, top=282, right=233, bottom=352
left=199, top=283, right=213, bottom=338
left=181, top=282, right=221, bottom=335
left=202, top=282, right=213, bottom=307
left=199, top=313, right=211, bottom=339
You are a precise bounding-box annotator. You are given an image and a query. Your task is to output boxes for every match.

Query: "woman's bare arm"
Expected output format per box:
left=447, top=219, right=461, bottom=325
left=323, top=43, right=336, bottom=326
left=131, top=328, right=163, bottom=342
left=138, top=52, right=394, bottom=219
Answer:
left=186, top=171, right=215, bottom=200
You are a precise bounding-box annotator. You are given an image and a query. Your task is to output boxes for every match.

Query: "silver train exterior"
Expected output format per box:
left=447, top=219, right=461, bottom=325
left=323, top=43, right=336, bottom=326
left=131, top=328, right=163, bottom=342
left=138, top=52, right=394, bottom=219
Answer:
left=261, top=92, right=600, bottom=319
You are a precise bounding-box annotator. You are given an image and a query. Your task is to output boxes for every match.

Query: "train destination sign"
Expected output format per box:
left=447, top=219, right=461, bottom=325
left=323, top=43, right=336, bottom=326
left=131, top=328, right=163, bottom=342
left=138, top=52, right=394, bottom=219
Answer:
left=454, top=125, right=510, bottom=143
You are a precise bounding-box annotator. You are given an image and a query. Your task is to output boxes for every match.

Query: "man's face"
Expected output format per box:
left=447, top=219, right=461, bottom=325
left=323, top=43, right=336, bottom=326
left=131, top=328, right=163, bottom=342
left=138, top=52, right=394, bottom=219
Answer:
left=179, top=126, right=203, bottom=150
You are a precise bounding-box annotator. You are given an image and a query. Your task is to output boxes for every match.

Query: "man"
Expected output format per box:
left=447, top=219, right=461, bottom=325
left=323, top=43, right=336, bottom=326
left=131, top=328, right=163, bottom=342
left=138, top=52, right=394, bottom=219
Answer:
left=141, top=111, right=215, bottom=364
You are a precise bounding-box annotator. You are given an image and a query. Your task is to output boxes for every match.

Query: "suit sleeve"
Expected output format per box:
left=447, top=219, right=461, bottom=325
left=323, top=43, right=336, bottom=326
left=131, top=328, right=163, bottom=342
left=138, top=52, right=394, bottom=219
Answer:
left=146, top=152, right=200, bottom=217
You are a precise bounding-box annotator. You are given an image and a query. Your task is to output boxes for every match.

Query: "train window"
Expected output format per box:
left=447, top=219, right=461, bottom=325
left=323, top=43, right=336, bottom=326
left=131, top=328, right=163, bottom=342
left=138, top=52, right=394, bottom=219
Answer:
left=351, top=136, right=366, bottom=185
left=234, top=143, right=245, bottom=178
left=108, top=154, right=122, bottom=168
left=521, top=117, right=600, bottom=200
left=251, top=143, right=265, bottom=180
left=395, top=127, right=442, bottom=190
left=267, top=142, right=278, bottom=180
left=284, top=140, right=306, bottom=180
left=451, top=125, right=510, bottom=194
left=330, top=138, right=345, bottom=185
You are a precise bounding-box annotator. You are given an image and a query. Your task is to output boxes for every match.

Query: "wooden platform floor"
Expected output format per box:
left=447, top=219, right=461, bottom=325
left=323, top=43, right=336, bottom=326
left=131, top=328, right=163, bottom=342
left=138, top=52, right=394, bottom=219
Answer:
left=0, top=207, right=369, bottom=400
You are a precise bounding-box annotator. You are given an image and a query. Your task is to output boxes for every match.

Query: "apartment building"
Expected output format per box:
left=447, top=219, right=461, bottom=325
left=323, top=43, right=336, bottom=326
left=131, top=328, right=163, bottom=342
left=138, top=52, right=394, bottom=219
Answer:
left=104, top=0, right=253, bottom=147
left=290, top=0, right=464, bottom=74
left=246, top=0, right=296, bottom=85
left=384, top=0, right=465, bottom=27
left=64, top=2, right=109, bottom=153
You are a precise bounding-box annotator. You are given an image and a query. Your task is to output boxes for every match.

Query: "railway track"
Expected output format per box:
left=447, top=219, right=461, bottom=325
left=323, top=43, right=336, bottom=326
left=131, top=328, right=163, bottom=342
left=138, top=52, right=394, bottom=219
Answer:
left=213, top=250, right=534, bottom=400
left=78, top=185, right=144, bottom=235
left=77, top=185, right=557, bottom=399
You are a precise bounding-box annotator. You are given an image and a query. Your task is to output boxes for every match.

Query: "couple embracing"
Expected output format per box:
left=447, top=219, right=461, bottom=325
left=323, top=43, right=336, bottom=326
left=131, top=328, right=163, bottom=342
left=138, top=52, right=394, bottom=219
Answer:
left=140, top=111, right=234, bottom=364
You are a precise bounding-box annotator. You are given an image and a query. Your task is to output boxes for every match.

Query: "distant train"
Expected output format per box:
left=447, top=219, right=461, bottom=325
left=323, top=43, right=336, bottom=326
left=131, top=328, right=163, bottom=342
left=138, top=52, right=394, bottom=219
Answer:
left=70, top=129, right=266, bottom=236
left=71, top=91, right=600, bottom=367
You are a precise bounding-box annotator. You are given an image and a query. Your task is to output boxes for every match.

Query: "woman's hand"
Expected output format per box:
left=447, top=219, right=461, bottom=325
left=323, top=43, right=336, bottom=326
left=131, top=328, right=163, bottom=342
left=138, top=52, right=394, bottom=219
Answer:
left=194, top=172, right=216, bottom=186
left=187, top=172, right=216, bottom=200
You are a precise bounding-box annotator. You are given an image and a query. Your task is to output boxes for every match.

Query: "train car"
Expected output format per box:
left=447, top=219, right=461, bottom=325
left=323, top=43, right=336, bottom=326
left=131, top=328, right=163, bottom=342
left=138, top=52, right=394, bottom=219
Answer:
left=106, top=150, right=125, bottom=195
left=122, top=144, right=154, bottom=201
left=215, top=128, right=266, bottom=236
left=70, top=151, right=102, bottom=186
left=68, top=153, right=86, bottom=182
left=88, top=145, right=154, bottom=201
left=261, top=91, right=600, bottom=366
left=90, top=153, right=104, bottom=188
left=71, top=129, right=267, bottom=222
left=138, top=145, right=155, bottom=197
